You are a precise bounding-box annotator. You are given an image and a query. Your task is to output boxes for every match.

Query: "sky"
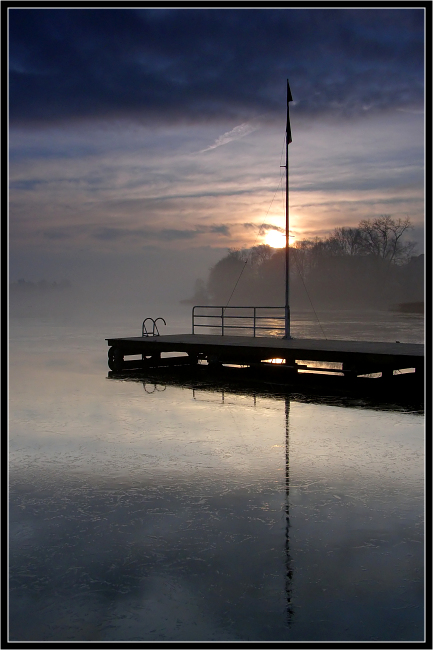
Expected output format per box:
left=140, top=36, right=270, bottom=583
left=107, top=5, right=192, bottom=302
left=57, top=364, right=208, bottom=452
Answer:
left=7, top=6, right=426, bottom=305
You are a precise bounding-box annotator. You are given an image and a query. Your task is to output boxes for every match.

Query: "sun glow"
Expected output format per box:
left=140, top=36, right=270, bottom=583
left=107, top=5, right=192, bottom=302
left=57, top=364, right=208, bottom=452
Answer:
left=264, top=230, right=285, bottom=248
left=263, top=229, right=295, bottom=248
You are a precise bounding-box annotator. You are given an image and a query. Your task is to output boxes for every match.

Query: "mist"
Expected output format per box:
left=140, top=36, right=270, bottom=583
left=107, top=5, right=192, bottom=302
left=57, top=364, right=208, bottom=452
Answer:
left=9, top=245, right=229, bottom=333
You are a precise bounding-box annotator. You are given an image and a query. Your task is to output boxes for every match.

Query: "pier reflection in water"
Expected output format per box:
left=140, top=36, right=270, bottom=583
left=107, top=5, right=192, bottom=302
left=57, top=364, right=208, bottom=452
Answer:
left=9, top=360, right=424, bottom=642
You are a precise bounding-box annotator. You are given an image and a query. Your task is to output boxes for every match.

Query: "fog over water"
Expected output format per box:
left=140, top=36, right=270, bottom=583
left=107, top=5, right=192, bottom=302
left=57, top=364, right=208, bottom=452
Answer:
left=9, top=246, right=225, bottom=324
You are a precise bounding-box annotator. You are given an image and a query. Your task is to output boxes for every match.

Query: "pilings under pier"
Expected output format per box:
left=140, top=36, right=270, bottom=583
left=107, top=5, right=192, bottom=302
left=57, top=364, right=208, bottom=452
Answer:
left=106, top=334, right=424, bottom=383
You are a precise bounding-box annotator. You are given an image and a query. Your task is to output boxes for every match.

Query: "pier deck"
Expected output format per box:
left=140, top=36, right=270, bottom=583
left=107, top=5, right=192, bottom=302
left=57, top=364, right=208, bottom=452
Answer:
left=106, top=334, right=424, bottom=378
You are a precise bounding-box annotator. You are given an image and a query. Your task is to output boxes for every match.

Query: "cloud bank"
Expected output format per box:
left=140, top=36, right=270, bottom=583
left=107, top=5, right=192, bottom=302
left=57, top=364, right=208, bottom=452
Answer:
left=9, top=8, right=424, bottom=127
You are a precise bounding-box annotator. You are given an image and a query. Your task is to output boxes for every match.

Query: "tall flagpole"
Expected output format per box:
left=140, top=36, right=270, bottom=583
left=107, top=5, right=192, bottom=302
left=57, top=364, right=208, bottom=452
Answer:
left=284, top=79, right=293, bottom=339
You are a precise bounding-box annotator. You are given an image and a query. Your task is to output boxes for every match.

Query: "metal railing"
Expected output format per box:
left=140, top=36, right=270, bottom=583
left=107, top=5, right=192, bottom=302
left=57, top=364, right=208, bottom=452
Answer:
left=192, top=306, right=285, bottom=337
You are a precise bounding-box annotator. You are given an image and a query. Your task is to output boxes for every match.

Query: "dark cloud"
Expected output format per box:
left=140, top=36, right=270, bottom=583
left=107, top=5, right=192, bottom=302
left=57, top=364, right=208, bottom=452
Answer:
left=209, top=224, right=230, bottom=236
left=10, top=179, right=44, bottom=191
left=43, top=228, right=72, bottom=240
left=91, top=227, right=136, bottom=241
left=243, top=222, right=284, bottom=234
left=8, top=8, right=424, bottom=126
left=258, top=223, right=285, bottom=234
left=42, top=224, right=231, bottom=242
left=159, top=228, right=205, bottom=241
left=133, top=225, right=231, bottom=242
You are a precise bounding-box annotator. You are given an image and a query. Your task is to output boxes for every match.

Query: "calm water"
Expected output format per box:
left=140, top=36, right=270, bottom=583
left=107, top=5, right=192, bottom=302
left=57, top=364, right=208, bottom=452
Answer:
left=8, top=310, right=425, bottom=642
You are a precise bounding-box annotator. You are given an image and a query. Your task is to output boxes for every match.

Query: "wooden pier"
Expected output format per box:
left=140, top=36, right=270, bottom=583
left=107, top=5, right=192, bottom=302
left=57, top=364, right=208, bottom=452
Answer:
left=106, top=333, right=424, bottom=382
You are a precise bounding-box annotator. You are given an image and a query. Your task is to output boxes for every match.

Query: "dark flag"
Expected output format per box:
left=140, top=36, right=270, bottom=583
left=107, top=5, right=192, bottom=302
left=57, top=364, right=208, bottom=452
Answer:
left=286, top=79, right=293, bottom=145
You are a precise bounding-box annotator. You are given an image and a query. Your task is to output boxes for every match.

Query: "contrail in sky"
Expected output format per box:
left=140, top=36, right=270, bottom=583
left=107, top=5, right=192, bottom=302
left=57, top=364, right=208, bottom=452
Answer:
left=198, top=122, right=259, bottom=153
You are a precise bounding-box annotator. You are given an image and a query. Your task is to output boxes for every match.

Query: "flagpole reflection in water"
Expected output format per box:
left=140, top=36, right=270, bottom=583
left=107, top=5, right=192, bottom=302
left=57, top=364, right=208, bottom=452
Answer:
left=285, top=396, right=294, bottom=625
left=139, top=378, right=294, bottom=628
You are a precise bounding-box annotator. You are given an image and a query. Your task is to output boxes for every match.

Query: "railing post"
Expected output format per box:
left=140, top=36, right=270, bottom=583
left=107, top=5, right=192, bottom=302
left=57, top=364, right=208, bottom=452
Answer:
left=221, top=307, right=224, bottom=336
left=253, top=307, right=256, bottom=337
left=192, top=306, right=195, bottom=334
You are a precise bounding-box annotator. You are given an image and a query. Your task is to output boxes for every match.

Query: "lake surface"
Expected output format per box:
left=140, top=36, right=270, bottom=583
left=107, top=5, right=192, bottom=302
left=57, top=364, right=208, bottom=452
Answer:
left=8, top=309, right=425, bottom=642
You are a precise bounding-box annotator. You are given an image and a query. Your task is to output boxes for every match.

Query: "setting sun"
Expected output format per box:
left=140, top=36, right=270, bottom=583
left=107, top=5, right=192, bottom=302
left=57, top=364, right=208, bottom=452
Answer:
left=264, top=230, right=285, bottom=248
left=264, top=229, right=295, bottom=248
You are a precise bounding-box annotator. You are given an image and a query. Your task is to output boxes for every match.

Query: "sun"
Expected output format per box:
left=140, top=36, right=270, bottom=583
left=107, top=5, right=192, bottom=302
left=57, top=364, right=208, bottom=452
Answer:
left=264, top=230, right=285, bottom=248
left=263, top=230, right=295, bottom=248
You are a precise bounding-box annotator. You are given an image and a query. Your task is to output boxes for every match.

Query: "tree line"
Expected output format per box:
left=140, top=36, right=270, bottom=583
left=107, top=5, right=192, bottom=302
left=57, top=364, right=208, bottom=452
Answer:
left=185, top=216, right=424, bottom=310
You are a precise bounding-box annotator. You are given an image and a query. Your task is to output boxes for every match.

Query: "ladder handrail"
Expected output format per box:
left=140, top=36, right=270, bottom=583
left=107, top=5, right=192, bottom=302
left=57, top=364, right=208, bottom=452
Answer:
left=142, top=317, right=166, bottom=337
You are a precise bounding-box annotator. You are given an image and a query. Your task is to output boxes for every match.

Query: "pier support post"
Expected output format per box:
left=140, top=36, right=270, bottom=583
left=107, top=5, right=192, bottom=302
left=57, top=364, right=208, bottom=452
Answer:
left=108, top=347, right=124, bottom=372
